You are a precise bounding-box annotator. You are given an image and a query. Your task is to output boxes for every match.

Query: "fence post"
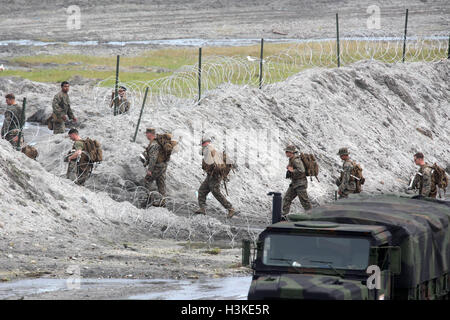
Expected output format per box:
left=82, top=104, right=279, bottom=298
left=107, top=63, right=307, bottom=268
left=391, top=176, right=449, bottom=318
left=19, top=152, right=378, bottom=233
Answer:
left=114, top=55, right=120, bottom=116
left=132, top=87, right=149, bottom=143
left=16, top=97, right=26, bottom=151
left=402, top=9, right=409, bottom=63
left=336, top=13, right=340, bottom=67
left=259, top=38, right=264, bottom=89
left=242, top=239, right=251, bottom=266
left=198, top=47, right=202, bottom=104
left=448, top=35, right=450, bottom=59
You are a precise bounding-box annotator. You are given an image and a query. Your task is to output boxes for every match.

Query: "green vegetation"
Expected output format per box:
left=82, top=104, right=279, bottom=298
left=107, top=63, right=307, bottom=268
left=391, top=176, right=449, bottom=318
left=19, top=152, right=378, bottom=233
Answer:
left=204, top=248, right=221, bottom=255
left=1, top=41, right=446, bottom=96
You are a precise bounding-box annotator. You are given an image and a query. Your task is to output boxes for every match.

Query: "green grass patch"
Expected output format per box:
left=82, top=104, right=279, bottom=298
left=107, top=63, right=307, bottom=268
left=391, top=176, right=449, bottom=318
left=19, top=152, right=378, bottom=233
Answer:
left=1, top=41, right=446, bottom=96
left=204, top=248, right=221, bottom=255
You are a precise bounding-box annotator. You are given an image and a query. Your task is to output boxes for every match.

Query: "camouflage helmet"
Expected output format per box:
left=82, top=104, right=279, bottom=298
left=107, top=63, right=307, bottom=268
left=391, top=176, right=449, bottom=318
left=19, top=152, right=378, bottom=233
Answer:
left=146, top=128, right=156, bottom=135
left=285, top=145, right=297, bottom=153
left=337, top=147, right=350, bottom=156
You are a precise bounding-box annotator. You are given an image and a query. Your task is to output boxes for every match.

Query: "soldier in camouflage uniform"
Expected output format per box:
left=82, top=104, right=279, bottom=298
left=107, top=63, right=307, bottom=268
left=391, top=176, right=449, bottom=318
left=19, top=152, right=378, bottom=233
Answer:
left=66, top=128, right=92, bottom=186
left=143, top=128, right=167, bottom=206
left=282, top=145, right=312, bottom=215
left=336, top=147, right=357, bottom=198
left=51, top=81, right=77, bottom=134
left=109, top=86, right=130, bottom=114
left=195, top=137, right=236, bottom=218
left=1, top=93, right=22, bottom=145
left=411, top=152, right=437, bottom=198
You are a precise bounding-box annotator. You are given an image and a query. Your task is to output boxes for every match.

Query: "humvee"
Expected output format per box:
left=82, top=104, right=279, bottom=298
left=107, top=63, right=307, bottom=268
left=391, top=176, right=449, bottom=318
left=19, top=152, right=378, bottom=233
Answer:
left=248, top=194, right=450, bottom=300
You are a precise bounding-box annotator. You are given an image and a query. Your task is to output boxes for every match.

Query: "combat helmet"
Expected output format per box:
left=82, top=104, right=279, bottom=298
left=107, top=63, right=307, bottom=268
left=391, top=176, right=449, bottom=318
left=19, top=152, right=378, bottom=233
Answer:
left=337, top=147, right=350, bottom=156
left=285, top=145, right=298, bottom=153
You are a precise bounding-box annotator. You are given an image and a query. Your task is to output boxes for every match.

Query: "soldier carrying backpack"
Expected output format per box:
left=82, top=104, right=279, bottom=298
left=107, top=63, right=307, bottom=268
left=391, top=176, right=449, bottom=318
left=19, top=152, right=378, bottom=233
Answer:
left=282, top=145, right=313, bottom=215
left=411, top=152, right=448, bottom=198
left=336, top=147, right=365, bottom=198
left=65, top=128, right=101, bottom=186
left=141, top=128, right=177, bottom=207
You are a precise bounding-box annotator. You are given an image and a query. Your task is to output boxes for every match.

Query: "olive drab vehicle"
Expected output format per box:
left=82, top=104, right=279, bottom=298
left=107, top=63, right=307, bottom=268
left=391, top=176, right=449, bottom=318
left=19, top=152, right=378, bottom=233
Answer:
left=248, top=194, right=450, bottom=300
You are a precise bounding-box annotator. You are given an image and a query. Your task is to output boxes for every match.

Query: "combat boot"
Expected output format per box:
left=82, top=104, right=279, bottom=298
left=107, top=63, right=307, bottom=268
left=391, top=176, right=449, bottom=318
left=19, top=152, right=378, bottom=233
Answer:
left=227, top=208, right=236, bottom=219
left=195, top=207, right=206, bottom=215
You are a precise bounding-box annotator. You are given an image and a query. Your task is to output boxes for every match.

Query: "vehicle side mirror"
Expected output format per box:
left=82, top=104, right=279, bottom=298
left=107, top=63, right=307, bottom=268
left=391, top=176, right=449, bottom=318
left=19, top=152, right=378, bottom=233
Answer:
left=389, top=246, right=401, bottom=275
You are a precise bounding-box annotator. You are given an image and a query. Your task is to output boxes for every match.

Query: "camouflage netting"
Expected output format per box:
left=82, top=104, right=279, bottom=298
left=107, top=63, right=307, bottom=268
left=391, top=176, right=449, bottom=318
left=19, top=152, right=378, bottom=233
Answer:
left=308, top=194, right=450, bottom=288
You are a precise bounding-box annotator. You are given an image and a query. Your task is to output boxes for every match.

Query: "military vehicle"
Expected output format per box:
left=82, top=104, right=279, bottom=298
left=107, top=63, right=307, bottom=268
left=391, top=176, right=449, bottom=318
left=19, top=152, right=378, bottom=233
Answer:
left=248, top=194, right=450, bottom=300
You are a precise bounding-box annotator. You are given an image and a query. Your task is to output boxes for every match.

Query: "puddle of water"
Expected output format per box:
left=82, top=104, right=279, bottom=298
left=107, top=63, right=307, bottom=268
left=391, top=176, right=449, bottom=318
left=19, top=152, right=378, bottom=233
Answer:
left=0, top=36, right=447, bottom=47
left=0, top=277, right=252, bottom=300
left=0, top=115, right=53, bottom=145
left=129, top=276, right=252, bottom=300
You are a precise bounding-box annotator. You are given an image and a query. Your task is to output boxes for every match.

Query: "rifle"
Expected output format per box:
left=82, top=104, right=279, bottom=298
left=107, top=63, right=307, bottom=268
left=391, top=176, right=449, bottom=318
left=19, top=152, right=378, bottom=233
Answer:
left=16, top=98, right=26, bottom=151
left=223, top=178, right=229, bottom=196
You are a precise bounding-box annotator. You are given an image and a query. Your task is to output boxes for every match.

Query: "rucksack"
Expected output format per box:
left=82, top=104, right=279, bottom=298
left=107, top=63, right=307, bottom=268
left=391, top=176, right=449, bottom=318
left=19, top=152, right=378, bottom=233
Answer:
left=300, top=153, right=319, bottom=182
left=215, top=152, right=235, bottom=180
left=21, top=145, right=38, bottom=160
left=82, top=138, right=103, bottom=163
left=156, top=133, right=177, bottom=163
left=351, top=161, right=365, bottom=193
left=431, top=163, right=448, bottom=195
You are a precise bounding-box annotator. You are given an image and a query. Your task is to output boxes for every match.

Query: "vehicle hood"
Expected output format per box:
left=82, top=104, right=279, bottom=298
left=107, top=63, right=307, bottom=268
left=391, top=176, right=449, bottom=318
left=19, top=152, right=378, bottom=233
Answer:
left=248, top=273, right=369, bottom=300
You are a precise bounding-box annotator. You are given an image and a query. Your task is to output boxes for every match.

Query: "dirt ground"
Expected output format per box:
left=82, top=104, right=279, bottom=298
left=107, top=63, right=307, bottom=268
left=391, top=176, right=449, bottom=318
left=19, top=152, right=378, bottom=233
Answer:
left=0, top=223, right=252, bottom=299
left=0, top=0, right=448, bottom=58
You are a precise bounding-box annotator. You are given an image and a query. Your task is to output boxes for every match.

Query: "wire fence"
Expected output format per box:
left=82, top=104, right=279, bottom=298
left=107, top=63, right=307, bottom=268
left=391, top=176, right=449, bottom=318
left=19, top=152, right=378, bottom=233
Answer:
left=93, top=34, right=449, bottom=111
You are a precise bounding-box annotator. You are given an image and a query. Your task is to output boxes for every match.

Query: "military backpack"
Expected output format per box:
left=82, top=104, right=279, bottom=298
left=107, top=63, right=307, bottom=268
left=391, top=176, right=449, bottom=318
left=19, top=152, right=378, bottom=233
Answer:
left=300, top=153, right=320, bottom=182
left=431, top=163, right=448, bottom=196
left=156, top=133, right=177, bottom=163
left=350, top=161, right=365, bottom=193
left=21, top=145, right=38, bottom=160
left=82, top=138, right=103, bottom=163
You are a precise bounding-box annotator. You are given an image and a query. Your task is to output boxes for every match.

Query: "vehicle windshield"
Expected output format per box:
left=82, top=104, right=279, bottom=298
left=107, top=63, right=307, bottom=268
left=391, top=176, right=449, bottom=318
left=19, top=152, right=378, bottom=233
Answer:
left=263, top=233, right=370, bottom=271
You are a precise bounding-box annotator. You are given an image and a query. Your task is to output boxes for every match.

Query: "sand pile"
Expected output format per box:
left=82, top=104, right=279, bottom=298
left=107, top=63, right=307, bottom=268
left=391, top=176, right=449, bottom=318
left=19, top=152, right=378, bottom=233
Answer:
left=1, top=60, right=449, bottom=236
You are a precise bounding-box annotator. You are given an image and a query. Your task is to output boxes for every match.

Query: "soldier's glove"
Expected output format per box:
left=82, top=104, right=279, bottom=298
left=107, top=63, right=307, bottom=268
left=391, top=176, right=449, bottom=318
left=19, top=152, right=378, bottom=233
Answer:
left=63, top=155, right=69, bottom=162
left=285, top=171, right=292, bottom=179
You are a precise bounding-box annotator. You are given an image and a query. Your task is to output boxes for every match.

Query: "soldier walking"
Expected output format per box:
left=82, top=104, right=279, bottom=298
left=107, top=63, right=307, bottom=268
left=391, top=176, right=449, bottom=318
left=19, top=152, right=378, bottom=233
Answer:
left=336, top=147, right=358, bottom=198
left=51, top=81, right=77, bottom=134
left=66, top=128, right=92, bottom=186
left=109, top=86, right=130, bottom=114
left=143, top=128, right=168, bottom=206
left=282, top=145, right=312, bottom=215
left=195, top=137, right=236, bottom=218
left=411, top=152, right=437, bottom=198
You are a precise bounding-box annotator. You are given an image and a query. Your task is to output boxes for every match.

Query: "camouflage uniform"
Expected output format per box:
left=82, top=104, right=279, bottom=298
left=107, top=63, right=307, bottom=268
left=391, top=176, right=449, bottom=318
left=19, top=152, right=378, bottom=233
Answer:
left=1, top=103, right=22, bottom=144
left=197, top=144, right=233, bottom=212
left=110, top=96, right=130, bottom=114
left=144, top=139, right=168, bottom=199
left=335, top=148, right=357, bottom=199
left=415, top=163, right=437, bottom=198
left=52, top=91, right=74, bottom=134
left=282, top=147, right=312, bottom=215
left=337, top=159, right=357, bottom=198
left=67, top=140, right=92, bottom=186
